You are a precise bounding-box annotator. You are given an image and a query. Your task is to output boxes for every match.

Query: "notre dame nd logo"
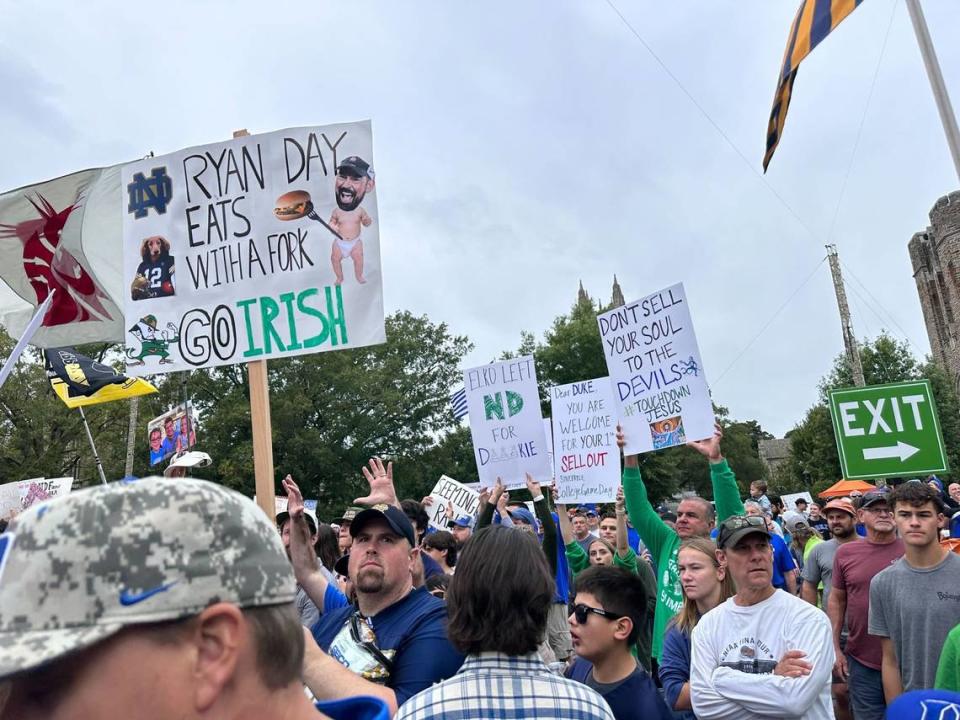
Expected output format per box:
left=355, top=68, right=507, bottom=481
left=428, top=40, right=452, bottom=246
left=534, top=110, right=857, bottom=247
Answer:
left=127, top=167, right=173, bottom=218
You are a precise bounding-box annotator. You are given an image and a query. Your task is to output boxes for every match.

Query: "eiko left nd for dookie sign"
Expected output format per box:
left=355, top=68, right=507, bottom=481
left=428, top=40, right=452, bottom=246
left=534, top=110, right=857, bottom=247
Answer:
left=121, top=122, right=386, bottom=375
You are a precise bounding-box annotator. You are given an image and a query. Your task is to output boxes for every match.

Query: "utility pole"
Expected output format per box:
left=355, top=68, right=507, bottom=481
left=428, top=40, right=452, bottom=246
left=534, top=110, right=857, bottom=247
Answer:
left=905, top=0, right=960, bottom=182
left=826, top=245, right=865, bottom=387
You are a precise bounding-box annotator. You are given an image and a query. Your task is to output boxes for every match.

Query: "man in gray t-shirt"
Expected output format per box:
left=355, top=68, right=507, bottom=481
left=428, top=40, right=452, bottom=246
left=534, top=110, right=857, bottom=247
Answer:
left=801, top=498, right=860, bottom=613
left=868, top=483, right=960, bottom=697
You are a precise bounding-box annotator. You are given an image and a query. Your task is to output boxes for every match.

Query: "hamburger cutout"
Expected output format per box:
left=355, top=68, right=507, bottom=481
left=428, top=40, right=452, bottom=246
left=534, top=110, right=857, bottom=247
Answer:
left=274, top=190, right=313, bottom=221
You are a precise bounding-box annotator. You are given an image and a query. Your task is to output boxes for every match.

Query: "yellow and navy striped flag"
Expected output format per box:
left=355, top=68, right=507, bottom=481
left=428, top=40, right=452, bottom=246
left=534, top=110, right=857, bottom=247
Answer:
left=764, top=0, right=868, bottom=171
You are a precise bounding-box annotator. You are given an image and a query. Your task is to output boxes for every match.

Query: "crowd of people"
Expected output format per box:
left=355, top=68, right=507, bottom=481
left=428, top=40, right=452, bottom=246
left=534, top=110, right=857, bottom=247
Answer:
left=1, top=427, right=959, bottom=719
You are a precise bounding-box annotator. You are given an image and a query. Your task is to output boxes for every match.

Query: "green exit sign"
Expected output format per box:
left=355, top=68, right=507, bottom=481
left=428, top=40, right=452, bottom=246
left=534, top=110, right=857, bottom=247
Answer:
left=828, top=380, right=948, bottom=480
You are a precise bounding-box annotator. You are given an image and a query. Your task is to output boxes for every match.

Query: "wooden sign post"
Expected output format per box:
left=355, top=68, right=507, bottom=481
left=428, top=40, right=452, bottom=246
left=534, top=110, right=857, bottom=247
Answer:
left=233, top=128, right=276, bottom=519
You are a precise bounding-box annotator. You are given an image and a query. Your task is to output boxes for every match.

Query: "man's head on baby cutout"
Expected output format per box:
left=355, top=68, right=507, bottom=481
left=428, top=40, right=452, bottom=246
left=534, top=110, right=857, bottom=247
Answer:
left=335, top=156, right=375, bottom=211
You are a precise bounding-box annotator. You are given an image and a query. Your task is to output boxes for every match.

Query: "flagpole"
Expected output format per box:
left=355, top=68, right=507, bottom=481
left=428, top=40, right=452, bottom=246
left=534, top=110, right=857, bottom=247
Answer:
left=905, top=0, right=960, bottom=182
left=0, top=290, right=55, bottom=392
left=124, top=396, right=139, bottom=478
left=78, top=406, right=108, bottom=485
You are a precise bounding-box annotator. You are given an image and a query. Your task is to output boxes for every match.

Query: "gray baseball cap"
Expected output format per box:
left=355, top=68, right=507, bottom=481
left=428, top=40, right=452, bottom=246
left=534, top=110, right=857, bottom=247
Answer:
left=0, top=477, right=296, bottom=679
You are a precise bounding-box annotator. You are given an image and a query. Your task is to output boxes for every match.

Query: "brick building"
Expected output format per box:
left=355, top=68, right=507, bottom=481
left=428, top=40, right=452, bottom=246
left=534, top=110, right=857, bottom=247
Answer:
left=908, top=190, right=960, bottom=391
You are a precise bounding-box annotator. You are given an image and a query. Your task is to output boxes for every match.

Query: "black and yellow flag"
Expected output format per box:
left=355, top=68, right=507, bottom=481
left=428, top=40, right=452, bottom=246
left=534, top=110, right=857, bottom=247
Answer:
left=44, top=348, right=157, bottom=408
left=764, top=0, right=868, bottom=171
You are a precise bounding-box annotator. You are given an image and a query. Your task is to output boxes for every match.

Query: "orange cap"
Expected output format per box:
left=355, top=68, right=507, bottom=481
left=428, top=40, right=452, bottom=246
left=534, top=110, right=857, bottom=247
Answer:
left=824, top=498, right=857, bottom=517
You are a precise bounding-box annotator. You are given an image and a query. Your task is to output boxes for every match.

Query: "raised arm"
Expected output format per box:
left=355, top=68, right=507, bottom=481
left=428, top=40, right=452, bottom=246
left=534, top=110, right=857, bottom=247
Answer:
left=527, top=474, right=557, bottom=579
left=282, top=475, right=329, bottom=612
left=688, top=424, right=744, bottom=523
left=553, top=489, right=575, bottom=546
left=615, top=486, right=630, bottom=559
left=618, top=426, right=675, bottom=560
left=476, top=478, right=504, bottom=530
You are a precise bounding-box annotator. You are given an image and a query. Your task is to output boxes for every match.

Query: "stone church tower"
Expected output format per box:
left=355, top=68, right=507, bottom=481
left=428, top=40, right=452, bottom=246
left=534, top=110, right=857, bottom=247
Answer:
left=908, top=190, right=960, bottom=391
left=576, top=277, right=626, bottom=309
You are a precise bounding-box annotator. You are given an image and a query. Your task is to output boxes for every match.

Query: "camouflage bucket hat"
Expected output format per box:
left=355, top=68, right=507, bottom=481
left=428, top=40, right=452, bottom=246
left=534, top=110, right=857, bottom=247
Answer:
left=0, top=477, right=296, bottom=679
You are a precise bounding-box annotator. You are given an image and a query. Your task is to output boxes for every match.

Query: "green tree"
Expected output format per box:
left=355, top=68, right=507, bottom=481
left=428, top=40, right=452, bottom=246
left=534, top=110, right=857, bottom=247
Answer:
left=188, top=311, right=471, bottom=520
left=779, top=333, right=960, bottom=491
left=512, top=295, right=772, bottom=504
left=817, top=332, right=918, bottom=402
left=0, top=336, right=184, bottom=487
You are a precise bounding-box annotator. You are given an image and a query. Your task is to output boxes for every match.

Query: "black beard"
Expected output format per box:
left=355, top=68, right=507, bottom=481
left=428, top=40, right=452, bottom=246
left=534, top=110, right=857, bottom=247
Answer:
left=336, top=189, right=364, bottom=211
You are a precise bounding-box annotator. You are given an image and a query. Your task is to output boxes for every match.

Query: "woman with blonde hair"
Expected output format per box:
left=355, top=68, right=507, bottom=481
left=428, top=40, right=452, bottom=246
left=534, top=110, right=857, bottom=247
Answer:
left=658, top=536, right=735, bottom=719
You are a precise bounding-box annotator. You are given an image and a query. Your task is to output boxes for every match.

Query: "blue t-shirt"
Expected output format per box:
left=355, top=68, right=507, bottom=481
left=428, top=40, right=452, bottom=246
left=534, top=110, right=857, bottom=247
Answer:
left=160, top=435, right=177, bottom=457
left=311, top=587, right=464, bottom=706
left=421, top=552, right=444, bottom=580
left=658, top=624, right=696, bottom=720
left=770, top=533, right=798, bottom=589
left=324, top=583, right=351, bottom=612
left=626, top=526, right=641, bottom=553
left=566, top=657, right=673, bottom=720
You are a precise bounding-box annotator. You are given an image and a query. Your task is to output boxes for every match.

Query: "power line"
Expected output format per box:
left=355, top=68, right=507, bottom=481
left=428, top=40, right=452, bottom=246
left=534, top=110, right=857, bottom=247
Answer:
left=841, top=259, right=923, bottom=350
left=602, top=0, right=825, bottom=245
left=713, top=258, right=827, bottom=385
left=826, top=0, right=900, bottom=243
left=603, top=0, right=924, bottom=373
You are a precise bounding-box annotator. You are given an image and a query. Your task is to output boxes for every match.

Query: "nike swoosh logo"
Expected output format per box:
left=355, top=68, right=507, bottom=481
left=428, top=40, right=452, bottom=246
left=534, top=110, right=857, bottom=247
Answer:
left=119, top=581, right=178, bottom=606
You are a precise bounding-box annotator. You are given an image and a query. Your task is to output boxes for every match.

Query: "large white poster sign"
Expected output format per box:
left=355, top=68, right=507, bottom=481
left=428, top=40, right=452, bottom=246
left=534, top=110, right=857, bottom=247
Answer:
left=464, top=356, right=551, bottom=489
left=0, top=476, right=74, bottom=522
left=597, top=283, right=714, bottom=455
left=550, top=377, right=619, bottom=504
left=121, top=122, right=386, bottom=375
left=427, top=475, right=480, bottom=531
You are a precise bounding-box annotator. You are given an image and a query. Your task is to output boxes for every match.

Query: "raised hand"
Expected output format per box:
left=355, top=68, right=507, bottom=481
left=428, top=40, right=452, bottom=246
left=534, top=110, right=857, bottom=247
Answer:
left=617, top=425, right=638, bottom=468
left=615, top=486, right=625, bottom=513
left=444, top=500, right=455, bottom=520
left=355, top=457, right=398, bottom=507
left=478, top=486, right=491, bottom=507
left=687, top=422, right=724, bottom=463
left=551, top=483, right=565, bottom=511
left=421, top=495, right=435, bottom=508
left=525, top=473, right=542, bottom=498
left=282, top=475, right=304, bottom=518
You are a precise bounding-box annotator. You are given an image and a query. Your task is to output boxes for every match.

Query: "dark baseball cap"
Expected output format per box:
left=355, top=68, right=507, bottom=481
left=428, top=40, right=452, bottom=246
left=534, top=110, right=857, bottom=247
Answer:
left=335, top=506, right=364, bottom=526
left=349, top=504, right=416, bottom=547
left=860, top=488, right=891, bottom=508
left=717, top=515, right=770, bottom=550
left=334, top=554, right=350, bottom=577
left=336, top=156, right=372, bottom=178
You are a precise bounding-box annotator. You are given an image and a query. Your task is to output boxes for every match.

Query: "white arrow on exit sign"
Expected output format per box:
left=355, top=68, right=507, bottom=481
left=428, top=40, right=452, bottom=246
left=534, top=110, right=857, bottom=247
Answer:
left=862, top=441, right=920, bottom=462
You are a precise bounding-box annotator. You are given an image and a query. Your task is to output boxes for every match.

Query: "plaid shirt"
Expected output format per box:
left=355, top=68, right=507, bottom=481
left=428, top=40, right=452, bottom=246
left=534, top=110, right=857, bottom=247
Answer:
left=395, top=652, right=615, bottom=719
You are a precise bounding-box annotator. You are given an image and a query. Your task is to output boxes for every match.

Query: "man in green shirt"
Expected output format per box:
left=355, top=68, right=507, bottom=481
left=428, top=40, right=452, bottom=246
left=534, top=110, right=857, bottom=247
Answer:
left=619, top=423, right=744, bottom=662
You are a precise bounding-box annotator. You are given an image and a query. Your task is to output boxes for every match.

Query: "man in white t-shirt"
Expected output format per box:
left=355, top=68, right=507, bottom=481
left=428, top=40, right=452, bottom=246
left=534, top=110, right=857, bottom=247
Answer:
left=690, top=515, right=835, bottom=719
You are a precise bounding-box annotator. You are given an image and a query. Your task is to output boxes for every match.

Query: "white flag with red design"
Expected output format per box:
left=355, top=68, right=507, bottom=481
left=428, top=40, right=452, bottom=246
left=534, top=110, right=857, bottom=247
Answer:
left=0, top=166, right=125, bottom=346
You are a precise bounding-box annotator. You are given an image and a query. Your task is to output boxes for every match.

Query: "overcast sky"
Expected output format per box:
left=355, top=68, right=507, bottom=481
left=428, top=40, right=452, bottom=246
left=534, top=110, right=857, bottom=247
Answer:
left=1, top=0, right=958, bottom=437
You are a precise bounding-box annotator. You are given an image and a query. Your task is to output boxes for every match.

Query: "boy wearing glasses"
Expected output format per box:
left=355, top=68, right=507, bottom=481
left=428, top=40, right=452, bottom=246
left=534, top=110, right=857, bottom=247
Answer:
left=566, top=566, right=673, bottom=719
left=690, top=515, right=834, bottom=720
left=829, top=488, right=904, bottom=720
